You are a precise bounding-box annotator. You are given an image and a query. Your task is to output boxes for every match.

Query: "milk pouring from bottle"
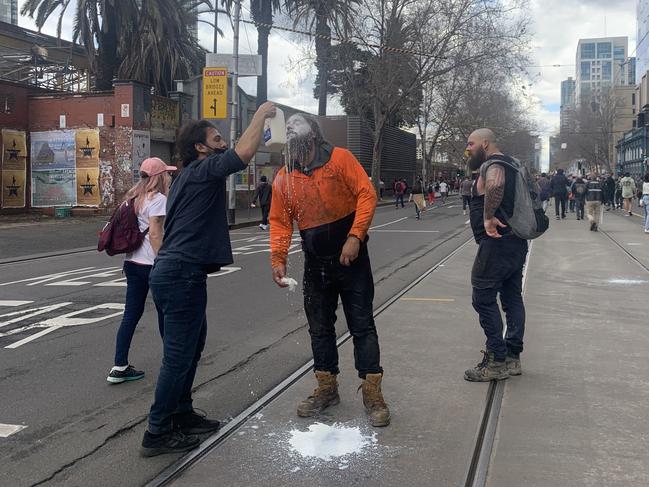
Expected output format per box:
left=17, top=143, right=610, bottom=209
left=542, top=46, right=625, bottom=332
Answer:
left=263, top=107, right=286, bottom=152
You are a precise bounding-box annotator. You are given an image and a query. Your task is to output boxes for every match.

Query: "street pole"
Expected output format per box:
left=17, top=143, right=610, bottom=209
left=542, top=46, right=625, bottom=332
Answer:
left=213, top=5, right=218, bottom=54
left=228, top=0, right=241, bottom=225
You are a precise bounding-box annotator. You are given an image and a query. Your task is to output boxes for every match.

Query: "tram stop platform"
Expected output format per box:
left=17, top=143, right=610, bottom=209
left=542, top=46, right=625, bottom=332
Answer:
left=158, top=210, right=649, bottom=487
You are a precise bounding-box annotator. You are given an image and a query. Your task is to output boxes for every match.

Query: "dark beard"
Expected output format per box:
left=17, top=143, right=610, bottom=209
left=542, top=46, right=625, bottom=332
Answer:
left=467, top=147, right=486, bottom=171
left=286, top=132, right=314, bottom=167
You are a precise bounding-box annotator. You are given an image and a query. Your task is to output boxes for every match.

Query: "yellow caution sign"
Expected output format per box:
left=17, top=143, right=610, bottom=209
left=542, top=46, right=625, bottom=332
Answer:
left=202, top=67, right=228, bottom=119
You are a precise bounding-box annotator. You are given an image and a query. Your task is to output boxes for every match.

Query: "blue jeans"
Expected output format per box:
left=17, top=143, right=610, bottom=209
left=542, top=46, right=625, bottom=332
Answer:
left=395, top=194, right=404, bottom=208
left=147, top=259, right=208, bottom=434
left=114, top=261, right=164, bottom=366
left=643, top=196, right=649, bottom=230
left=471, top=237, right=528, bottom=361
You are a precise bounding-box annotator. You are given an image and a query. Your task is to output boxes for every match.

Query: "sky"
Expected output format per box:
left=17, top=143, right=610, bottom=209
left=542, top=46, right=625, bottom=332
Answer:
left=17, top=0, right=639, bottom=169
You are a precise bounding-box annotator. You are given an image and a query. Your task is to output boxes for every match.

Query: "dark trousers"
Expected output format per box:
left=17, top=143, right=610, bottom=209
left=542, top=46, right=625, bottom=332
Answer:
left=260, top=204, right=270, bottom=225
left=114, top=261, right=164, bottom=366
left=462, top=196, right=471, bottom=210
left=576, top=199, right=585, bottom=219
left=148, top=259, right=208, bottom=434
left=303, top=252, right=382, bottom=379
left=554, top=195, right=567, bottom=217
left=569, top=198, right=575, bottom=212
left=471, top=237, right=528, bottom=362
left=395, top=194, right=404, bottom=208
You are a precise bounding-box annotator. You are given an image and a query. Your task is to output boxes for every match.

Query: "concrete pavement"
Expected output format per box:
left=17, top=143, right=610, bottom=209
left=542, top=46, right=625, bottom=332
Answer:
left=165, top=211, right=649, bottom=487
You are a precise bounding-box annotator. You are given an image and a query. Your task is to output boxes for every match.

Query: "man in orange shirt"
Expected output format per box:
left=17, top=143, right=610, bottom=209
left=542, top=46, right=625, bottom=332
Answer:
left=269, top=113, right=390, bottom=427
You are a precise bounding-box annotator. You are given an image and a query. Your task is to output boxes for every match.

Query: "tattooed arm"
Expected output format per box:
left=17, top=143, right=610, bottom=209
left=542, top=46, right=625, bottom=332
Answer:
left=483, top=164, right=507, bottom=238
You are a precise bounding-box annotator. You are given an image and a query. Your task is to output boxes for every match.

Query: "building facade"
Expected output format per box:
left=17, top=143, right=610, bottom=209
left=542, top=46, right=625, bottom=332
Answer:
left=637, top=0, right=649, bottom=82
left=576, top=37, right=631, bottom=107
left=560, top=77, right=576, bottom=133
left=0, top=0, right=17, bottom=24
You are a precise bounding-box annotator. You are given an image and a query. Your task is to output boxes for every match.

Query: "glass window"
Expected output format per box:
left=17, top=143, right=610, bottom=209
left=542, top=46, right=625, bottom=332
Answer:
left=602, top=61, right=612, bottom=80
left=581, top=43, right=596, bottom=59
left=614, top=46, right=626, bottom=60
left=597, top=42, right=612, bottom=59
left=581, top=62, right=591, bottom=77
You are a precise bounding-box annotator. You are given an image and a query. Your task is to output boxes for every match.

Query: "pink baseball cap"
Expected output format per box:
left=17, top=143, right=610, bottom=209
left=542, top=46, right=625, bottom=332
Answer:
left=140, top=157, right=177, bottom=176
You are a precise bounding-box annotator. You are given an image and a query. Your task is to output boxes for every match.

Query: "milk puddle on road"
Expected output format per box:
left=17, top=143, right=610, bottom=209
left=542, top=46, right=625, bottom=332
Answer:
left=288, top=422, right=377, bottom=465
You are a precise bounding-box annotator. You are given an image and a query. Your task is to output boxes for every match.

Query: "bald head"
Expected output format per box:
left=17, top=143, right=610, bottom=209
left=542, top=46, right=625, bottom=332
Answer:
left=465, top=128, right=501, bottom=170
left=469, top=128, right=497, bottom=145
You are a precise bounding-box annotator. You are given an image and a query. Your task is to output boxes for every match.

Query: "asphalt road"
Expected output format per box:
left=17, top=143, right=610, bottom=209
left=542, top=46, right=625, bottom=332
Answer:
left=0, top=199, right=472, bottom=487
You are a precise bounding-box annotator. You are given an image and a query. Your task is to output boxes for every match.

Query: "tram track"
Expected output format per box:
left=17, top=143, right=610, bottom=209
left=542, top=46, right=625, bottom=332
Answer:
left=145, top=231, right=475, bottom=487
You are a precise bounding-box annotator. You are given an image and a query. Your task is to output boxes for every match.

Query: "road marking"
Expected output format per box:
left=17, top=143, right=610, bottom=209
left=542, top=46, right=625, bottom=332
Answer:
left=627, top=243, right=641, bottom=246
left=0, top=423, right=26, bottom=438
left=0, top=267, right=97, bottom=287
left=45, top=267, right=121, bottom=286
left=371, top=230, right=440, bottom=233
left=207, top=267, right=242, bottom=278
left=400, top=297, right=455, bottom=302
left=0, top=301, right=33, bottom=307
left=369, top=217, right=408, bottom=230
left=0, top=302, right=72, bottom=329
left=465, top=219, right=470, bottom=225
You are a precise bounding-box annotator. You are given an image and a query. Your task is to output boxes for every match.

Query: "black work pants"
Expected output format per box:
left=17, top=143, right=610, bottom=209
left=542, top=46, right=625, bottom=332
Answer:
left=554, top=195, right=567, bottom=217
left=260, top=204, right=270, bottom=225
left=576, top=198, right=585, bottom=219
left=471, top=237, right=528, bottom=362
left=303, top=252, right=382, bottom=379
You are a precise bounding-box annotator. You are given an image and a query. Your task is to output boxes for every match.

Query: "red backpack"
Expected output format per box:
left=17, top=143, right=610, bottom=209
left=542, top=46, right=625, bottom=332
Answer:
left=97, top=199, right=148, bottom=256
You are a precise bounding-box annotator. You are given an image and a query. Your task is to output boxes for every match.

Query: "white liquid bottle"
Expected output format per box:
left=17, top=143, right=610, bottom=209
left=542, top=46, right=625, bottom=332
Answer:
left=263, top=107, right=286, bottom=152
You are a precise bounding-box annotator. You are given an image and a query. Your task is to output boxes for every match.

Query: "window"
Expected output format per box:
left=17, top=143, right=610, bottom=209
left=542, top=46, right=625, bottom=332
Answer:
left=597, top=42, right=612, bottom=59
left=632, top=93, right=636, bottom=105
left=601, top=61, right=612, bottom=80
left=614, top=46, right=626, bottom=60
left=581, top=43, right=596, bottom=59
left=581, top=61, right=591, bottom=77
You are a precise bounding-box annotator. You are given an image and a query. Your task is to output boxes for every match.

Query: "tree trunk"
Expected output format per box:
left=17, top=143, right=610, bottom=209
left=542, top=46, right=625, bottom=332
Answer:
left=315, top=6, right=330, bottom=116
left=371, top=118, right=387, bottom=196
left=255, top=1, right=272, bottom=108
left=96, top=1, right=119, bottom=91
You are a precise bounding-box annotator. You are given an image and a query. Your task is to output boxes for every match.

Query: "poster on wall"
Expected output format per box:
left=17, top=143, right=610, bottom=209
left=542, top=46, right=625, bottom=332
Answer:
left=1, top=129, right=27, bottom=208
left=75, top=129, right=101, bottom=206
left=132, top=130, right=150, bottom=183
left=31, top=168, right=76, bottom=207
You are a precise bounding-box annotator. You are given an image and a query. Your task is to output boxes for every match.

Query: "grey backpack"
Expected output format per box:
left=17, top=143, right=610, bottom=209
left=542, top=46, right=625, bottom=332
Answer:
left=481, top=158, right=549, bottom=240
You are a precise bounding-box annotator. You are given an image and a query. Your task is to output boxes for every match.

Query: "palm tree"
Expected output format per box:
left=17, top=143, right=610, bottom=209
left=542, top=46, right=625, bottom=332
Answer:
left=251, top=0, right=281, bottom=108
left=284, top=0, right=358, bottom=116
left=21, top=0, right=208, bottom=94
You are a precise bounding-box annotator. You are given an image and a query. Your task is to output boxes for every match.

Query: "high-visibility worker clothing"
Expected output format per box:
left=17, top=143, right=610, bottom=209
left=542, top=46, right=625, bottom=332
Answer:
left=269, top=146, right=377, bottom=268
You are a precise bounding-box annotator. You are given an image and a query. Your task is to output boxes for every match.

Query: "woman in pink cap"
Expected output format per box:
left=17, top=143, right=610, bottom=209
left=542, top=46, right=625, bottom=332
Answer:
left=107, top=157, right=176, bottom=384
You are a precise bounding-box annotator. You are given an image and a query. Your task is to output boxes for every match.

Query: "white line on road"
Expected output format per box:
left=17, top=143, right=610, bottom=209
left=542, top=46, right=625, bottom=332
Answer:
left=369, top=217, right=408, bottom=230
left=0, top=302, right=72, bottom=329
left=371, top=230, right=440, bottom=233
left=0, top=423, right=26, bottom=438
left=465, top=220, right=470, bottom=225
left=0, top=301, right=33, bottom=307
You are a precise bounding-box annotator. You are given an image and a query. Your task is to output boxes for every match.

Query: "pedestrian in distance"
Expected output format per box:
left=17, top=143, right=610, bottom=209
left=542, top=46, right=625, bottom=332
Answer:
left=460, top=176, right=472, bottom=215
left=464, top=128, right=528, bottom=382
left=270, top=113, right=390, bottom=428
left=620, top=172, right=637, bottom=216
left=439, top=180, right=449, bottom=204
left=379, top=179, right=385, bottom=200
left=603, top=173, right=616, bottom=210
left=568, top=175, right=577, bottom=213
left=410, top=177, right=426, bottom=220
left=394, top=178, right=405, bottom=208
left=641, top=173, right=649, bottom=233
left=585, top=172, right=605, bottom=231
left=550, top=168, right=569, bottom=220
left=251, top=175, right=272, bottom=230
left=140, top=102, right=277, bottom=458
left=426, top=178, right=436, bottom=206
left=107, top=158, right=175, bottom=385
left=537, top=172, right=551, bottom=213
left=572, top=176, right=587, bottom=221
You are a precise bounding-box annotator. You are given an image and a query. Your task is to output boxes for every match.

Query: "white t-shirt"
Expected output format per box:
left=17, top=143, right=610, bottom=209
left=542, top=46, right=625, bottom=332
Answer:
left=643, top=182, right=649, bottom=195
left=126, top=192, right=167, bottom=266
left=439, top=182, right=449, bottom=193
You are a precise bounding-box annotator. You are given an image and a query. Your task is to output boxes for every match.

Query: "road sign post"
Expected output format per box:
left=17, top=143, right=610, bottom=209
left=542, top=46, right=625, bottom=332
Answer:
left=202, top=67, right=228, bottom=119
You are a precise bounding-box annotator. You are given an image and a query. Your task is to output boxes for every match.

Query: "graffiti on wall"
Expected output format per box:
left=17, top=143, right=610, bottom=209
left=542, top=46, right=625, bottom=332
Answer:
left=99, top=159, right=114, bottom=207
left=150, top=96, right=179, bottom=142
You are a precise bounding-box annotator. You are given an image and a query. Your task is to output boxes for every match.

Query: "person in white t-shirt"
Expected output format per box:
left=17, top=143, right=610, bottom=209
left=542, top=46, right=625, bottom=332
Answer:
left=642, top=173, right=649, bottom=233
left=107, top=157, right=176, bottom=384
left=439, top=180, right=449, bottom=204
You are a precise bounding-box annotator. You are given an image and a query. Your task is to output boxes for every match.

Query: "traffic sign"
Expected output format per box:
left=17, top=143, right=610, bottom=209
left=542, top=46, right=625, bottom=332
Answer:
left=202, top=67, right=228, bottom=119
left=206, top=53, right=262, bottom=77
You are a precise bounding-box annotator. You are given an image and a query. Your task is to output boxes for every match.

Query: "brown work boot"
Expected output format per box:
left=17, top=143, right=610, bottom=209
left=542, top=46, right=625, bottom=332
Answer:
left=360, top=373, right=391, bottom=427
left=464, top=350, right=509, bottom=382
left=297, top=371, right=340, bottom=417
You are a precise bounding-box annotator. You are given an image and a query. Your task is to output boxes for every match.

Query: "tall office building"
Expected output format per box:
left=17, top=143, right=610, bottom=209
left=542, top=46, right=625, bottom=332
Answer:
left=0, top=0, right=17, bottom=24
left=576, top=37, right=631, bottom=107
left=637, top=0, right=649, bottom=81
left=560, top=77, right=576, bottom=133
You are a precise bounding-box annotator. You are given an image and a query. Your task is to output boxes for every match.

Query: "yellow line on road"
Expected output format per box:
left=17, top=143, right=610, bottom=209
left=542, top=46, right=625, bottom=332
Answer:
left=400, top=297, right=456, bottom=302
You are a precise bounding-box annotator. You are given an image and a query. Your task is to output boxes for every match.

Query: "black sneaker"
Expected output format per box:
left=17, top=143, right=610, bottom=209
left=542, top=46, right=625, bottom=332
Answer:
left=140, top=430, right=200, bottom=457
left=107, top=365, right=144, bottom=384
left=173, top=410, right=221, bottom=435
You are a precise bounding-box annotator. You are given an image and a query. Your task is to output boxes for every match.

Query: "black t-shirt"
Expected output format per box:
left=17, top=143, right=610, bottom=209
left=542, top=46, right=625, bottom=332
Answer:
left=157, top=149, right=246, bottom=270
left=469, top=155, right=516, bottom=243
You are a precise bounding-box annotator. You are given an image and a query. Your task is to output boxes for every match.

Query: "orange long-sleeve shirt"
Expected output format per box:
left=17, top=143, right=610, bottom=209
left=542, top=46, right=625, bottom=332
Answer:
left=269, top=147, right=377, bottom=268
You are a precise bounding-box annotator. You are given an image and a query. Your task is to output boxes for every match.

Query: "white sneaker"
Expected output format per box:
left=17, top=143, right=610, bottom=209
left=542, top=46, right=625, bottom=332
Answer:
left=463, top=210, right=467, bottom=215
left=644, top=229, right=649, bottom=233
left=259, top=224, right=265, bottom=229
left=262, top=224, right=268, bottom=230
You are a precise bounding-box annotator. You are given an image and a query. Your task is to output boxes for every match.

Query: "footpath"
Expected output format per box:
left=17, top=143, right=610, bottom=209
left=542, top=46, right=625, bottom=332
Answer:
left=159, top=210, right=649, bottom=487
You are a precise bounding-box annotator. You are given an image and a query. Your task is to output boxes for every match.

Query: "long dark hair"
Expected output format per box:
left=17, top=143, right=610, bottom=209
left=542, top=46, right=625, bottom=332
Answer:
left=175, top=119, right=216, bottom=167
